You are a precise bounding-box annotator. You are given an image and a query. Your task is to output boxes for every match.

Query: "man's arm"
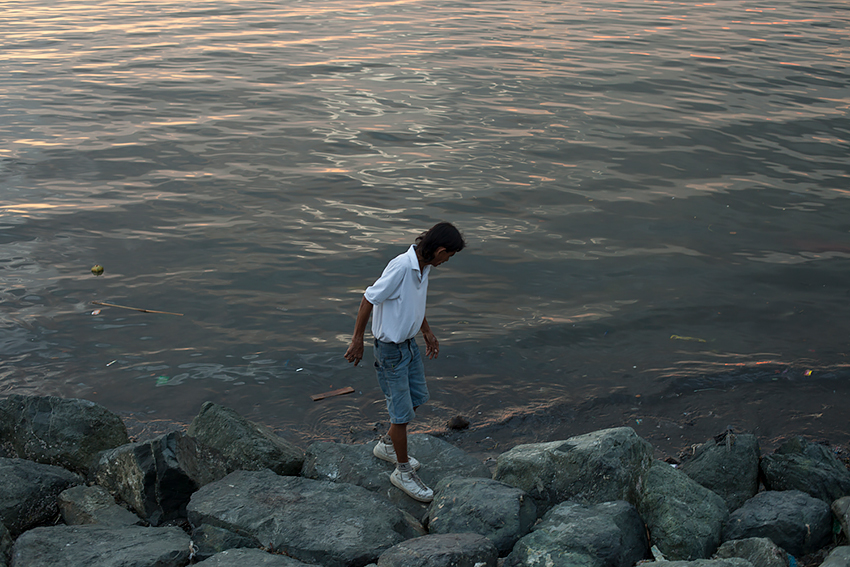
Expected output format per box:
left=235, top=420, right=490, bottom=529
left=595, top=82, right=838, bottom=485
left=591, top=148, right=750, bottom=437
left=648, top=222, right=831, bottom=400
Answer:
left=344, top=296, right=373, bottom=366
left=421, top=317, right=439, bottom=359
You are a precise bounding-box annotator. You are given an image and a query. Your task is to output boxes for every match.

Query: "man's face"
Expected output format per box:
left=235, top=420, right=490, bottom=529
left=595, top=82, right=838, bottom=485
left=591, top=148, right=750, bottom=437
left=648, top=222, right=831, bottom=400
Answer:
left=431, top=247, right=456, bottom=266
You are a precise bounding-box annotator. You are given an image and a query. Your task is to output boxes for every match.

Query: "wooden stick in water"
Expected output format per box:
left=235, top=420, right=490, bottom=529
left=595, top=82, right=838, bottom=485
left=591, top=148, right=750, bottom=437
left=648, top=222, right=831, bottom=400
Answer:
left=91, top=301, right=184, bottom=316
left=311, top=386, right=355, bottom=402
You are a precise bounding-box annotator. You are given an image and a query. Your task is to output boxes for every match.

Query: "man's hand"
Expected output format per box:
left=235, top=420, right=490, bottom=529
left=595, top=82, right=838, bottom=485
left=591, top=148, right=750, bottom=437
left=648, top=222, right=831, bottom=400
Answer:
left=423, top=330, right=439, bottom=359
left=344, top=339, right=364, bottom=366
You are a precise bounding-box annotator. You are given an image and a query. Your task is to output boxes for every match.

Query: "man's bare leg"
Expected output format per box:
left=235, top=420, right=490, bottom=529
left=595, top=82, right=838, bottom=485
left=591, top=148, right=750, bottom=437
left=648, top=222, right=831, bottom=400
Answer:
left=388, top=422, right=409, bottom=464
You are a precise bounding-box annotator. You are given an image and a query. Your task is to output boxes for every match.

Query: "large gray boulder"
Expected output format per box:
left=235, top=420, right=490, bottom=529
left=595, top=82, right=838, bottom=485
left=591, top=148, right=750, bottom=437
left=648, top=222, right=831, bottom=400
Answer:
left=194, top=548, right=314, bottom=566
left=760, top=437, right=850, bottom=503
left=713, top=538, right=789, bottom=567
left=427, top=476, right=537, bottom=555
left=723, top=490, right=832, bottom=557
left=0, top=394, right=128, bottom=474
left=833, top=497, right=850, bottom=542
left=58, top=484, right=143, bottom=526
left=821, top=547, right=850, bottom=567
left=377, top=533, right=498, bottom=567
left=302, top=434, right=490, bottom=517
left=187, top=402, right=304, bottom=476
left=505, top=500, right=649, bottom=567
left=493, top=427, right=654, bottom=511
left=0, top=457, right=82, bottom=537
left=680, top=433, right=760, bottom=511
left=637, top=461, right=729, bottom=561
left=90, top=430, right=229, bottom=525
left=188, top=469, right=420, bottom=567
left=0, top=523, right=11, bottom=567
left=11, top=524, right=190, bottom=567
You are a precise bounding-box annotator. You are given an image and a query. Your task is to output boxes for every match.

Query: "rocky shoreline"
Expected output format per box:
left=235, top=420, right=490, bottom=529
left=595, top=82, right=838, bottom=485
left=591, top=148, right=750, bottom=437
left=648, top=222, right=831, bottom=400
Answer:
left=1, top=394, right=850, bottom=567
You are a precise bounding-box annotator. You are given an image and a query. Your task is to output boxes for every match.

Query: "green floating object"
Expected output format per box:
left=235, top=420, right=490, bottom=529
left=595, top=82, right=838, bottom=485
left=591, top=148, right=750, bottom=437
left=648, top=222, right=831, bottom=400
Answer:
left=91, top=264, right=104, bottom=276
left=155, top=376, right=169, bottom=386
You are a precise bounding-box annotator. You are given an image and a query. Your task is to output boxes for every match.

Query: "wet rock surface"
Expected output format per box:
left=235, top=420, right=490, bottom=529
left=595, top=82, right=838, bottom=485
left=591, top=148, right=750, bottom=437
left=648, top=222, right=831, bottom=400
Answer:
left=713, top=537, right=789, bottom=567
left=194, top=547, right=314, bottom=566
left=722, top=490, right=833, bottom=557
left=493, top=427, right=654, bottom=511
left=57, top=485, right=143, bottom=526
left=760, top=437, right=850, bottom=503
left=187, top=401, right=304, bottom=476
left=505, top=499, right=649, bottom=567
left=679, top=432, right=760, bottom=511
left=0, top=395, right=128, bottom=474
left=0, top=457, right=82, bottom=537
left=637, top=461, right=729, bottom=561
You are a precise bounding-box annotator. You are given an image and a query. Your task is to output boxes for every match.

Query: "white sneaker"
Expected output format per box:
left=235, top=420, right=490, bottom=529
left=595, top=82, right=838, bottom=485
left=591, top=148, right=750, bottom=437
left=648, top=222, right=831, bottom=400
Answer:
left=390, top=466, right=434, bottom=503
left=373, top=438, right=420, bottom=470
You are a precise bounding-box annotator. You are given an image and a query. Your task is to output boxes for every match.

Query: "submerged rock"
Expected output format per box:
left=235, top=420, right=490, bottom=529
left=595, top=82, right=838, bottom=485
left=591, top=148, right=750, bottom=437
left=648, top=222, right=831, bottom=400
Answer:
left=188, top=469, right=420, bottom=567
left=637, top=461, right=729, bottom=561
left=427, top=476, right=538, bottom=555
left=187, top=401, right=304, bottom=476
left=493, top=427, right=654, bottom=511
left=680, top=432, right=760, bottom=511
left=0, top=457, right=82, bottom=537
left=58, top=485, right=143, bottom=526
left=713, top=538, right=789, bottom=567
left=0, top=394, right=128, bottom=474
left=377, top=533, right=498, bottom=567
left=722, top=490, right=832, bottom=557
left=11, top=524, right=191, bottom=567
left=505, top=500, right=649, bottom=567
left=90, top=430, right=230, bottom=525
left=760, top=437, right=850, bottom=503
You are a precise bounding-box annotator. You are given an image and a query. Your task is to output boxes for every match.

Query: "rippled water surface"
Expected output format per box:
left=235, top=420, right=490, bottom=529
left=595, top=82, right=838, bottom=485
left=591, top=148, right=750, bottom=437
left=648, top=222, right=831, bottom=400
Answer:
left=2, top=0, right=849, bottom=451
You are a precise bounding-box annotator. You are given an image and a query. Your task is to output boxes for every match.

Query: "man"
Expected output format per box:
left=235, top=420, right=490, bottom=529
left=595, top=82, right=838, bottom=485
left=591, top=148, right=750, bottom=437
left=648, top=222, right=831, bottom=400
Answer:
left=344, top=222, right=465, bottom=502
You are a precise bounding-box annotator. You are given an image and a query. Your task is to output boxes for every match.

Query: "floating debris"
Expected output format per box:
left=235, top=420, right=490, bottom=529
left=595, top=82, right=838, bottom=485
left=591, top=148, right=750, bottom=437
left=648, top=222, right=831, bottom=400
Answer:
left=311, top=386, right=354, bottom=402
left=91, top=264, right=104, bottom=276
left=670, top=334, right=707, bottom=343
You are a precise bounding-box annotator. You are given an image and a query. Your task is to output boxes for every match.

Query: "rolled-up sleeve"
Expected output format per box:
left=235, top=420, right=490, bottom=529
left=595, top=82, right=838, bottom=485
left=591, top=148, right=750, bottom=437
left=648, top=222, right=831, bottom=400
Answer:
left=364, top=259, right=404, bottom=305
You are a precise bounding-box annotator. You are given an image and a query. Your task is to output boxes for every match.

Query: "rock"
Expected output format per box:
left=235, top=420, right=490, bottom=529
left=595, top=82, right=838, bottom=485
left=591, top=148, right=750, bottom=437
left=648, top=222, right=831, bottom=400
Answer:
left=58, top=485, right=143, bottom=526
left=90, top=430, right=230, bottom=526
left=427, top=477, right=537, bottom=555
left=680, top=433, right=760, bottom=511
left=821, top=546, right=850, bottom=567
left=187, top=469, right=420, bottom=567
left=194, top=548, right=314, bottom=566
left=302, top=434, right=490, bottom=518
left=446, top=416, right=470, bottom=430
left=0, top=523, right=11, bottom=567
left=191, top=524, right=261, bottom=561
left=832, top=497, right=850, bottom=541
left=187, top=402, right=304, bottom=476
left=713, top=538, right=789, bottom=567
left=723, top=490, right=832, bottom=557
left=760, top=437, right=850, bottom=503
left=504, top=500, right=649, bottom=567
left=493, top=427, right=654, bottom=511
left=10, top=524, right=191, bottom=567
left=377, top=533, right=498, bottom=567
left=653, top=560, right=754, bottom=567
left=0, top=394, right=129, bottom=474
left=0, top=457, right=82, bottom=537
left=637, top=461, right=729, bottom=561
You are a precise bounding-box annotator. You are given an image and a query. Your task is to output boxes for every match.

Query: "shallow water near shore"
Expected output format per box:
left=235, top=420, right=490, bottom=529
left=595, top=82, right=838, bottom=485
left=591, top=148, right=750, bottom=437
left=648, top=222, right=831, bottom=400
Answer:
left=1, top=0, right=849, bottom=457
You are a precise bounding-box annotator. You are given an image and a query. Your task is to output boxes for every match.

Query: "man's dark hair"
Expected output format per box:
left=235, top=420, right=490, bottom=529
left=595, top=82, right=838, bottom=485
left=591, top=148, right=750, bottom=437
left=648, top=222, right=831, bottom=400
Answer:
left=415, top=222, right=466, bottom=262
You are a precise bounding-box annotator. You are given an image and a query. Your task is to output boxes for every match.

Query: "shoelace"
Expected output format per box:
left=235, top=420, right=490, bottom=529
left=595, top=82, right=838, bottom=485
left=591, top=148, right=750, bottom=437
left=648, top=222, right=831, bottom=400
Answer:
left=406, top=470, right=429, bottom=492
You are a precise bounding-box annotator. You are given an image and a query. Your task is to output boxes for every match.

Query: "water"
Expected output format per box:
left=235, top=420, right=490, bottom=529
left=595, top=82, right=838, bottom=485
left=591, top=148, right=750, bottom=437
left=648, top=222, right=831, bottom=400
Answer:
left=1, top=0, right=849, bottom=454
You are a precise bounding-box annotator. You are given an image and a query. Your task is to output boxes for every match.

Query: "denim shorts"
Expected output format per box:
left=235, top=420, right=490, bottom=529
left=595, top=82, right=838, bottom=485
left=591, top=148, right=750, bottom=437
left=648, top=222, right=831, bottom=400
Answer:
left=374, top=337, right=429, bottom=424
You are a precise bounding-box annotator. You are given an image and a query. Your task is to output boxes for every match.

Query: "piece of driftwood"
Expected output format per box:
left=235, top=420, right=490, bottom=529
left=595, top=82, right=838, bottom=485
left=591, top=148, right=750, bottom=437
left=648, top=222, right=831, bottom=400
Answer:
left=91, top=301, right=183, bottom=316
left=311, top=386, right=355, bottom=402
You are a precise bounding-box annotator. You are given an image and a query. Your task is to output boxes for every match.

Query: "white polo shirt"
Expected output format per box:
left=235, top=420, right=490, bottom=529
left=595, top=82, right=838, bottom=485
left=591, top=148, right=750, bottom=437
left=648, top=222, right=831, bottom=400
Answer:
left=364, top=245, right=431, bottom=343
